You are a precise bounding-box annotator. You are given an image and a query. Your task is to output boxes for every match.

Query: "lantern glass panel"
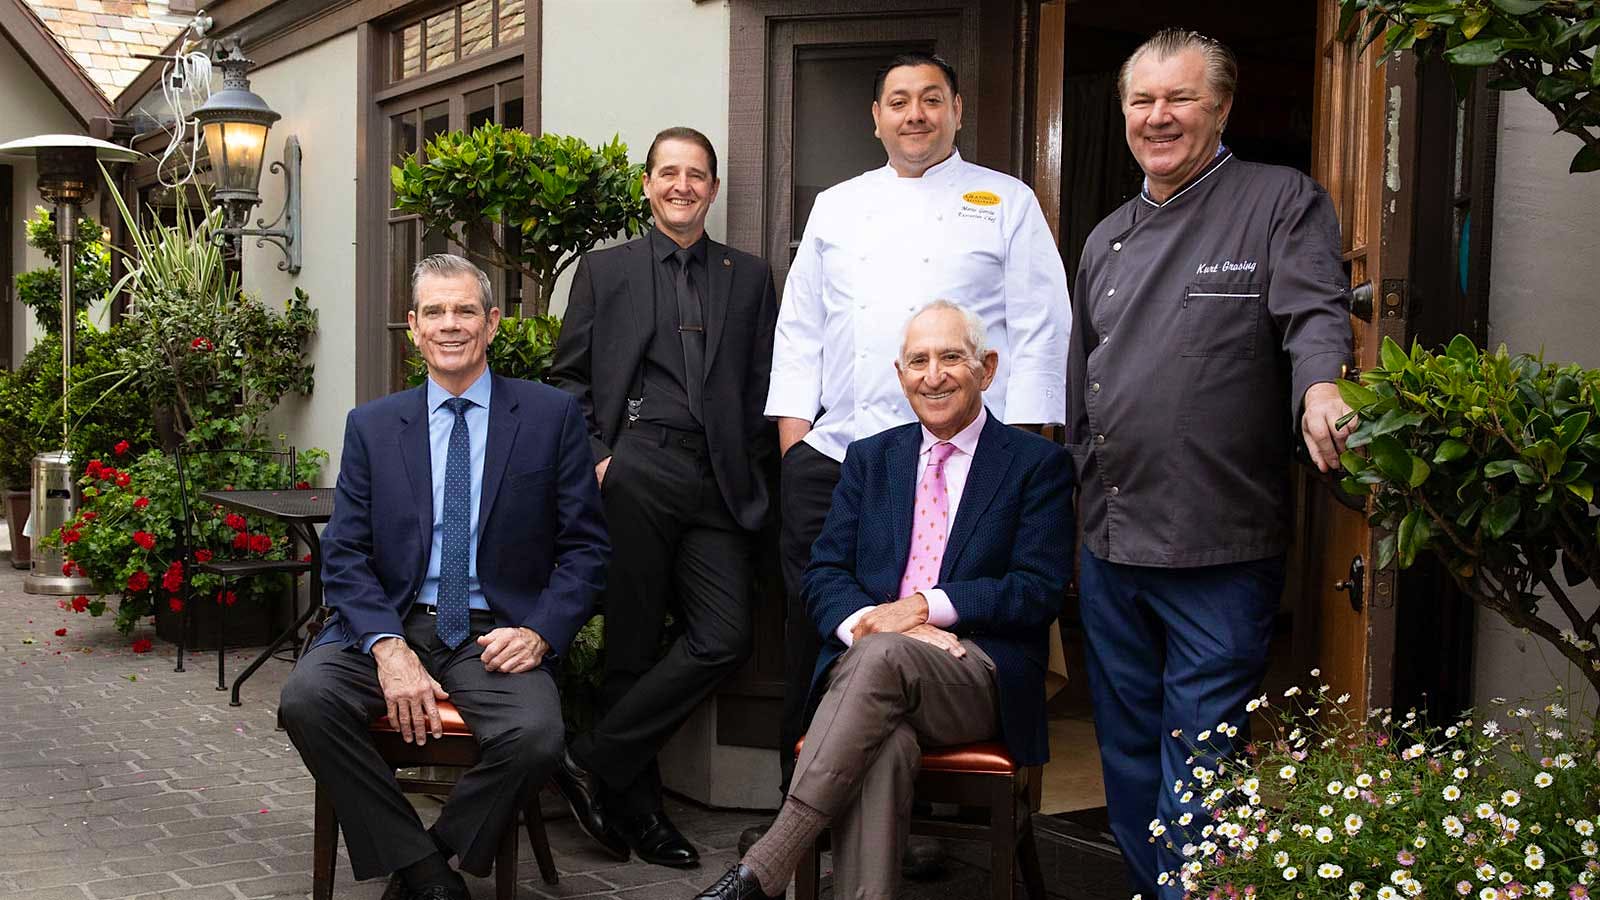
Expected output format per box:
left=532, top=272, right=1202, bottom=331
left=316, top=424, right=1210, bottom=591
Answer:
left=203, top=120, right=269, bottom=194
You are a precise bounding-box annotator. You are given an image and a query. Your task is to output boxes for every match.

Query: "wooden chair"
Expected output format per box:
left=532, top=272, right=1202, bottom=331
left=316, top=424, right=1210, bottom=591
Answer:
left=311, top=699, right=559, bottom=900
left=792, top=739, right=1046, bottom=900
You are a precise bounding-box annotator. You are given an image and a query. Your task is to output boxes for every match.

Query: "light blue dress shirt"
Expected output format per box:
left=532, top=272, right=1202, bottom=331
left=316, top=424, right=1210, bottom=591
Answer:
left=362, top=367, right=493, bottom=652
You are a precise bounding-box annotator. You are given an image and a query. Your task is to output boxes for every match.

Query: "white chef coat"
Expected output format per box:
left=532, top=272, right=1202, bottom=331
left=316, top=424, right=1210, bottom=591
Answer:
left=764, top=150, right=1071, bottom=463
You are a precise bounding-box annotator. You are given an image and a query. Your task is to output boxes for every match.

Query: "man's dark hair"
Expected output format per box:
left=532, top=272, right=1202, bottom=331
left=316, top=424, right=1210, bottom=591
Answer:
left=645, top=126, right=718, bottom=181
left=873, top=52, right=959, bottom=101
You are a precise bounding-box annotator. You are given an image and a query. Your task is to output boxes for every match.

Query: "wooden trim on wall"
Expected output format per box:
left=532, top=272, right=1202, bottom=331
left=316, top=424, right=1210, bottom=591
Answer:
left=1030, top=0, right=1064, bottom=243
left=355, top=21, right=389, bottom=405
left=0, top=0, right=115, bottom=127
left=1, top=165, right=12, bottom=370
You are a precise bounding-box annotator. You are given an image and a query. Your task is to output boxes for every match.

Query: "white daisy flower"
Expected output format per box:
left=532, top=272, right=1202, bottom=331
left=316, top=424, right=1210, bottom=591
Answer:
left=1320, top=863, right=1345, bottom=878
left=1534, top=772, right=1554, bottom=788
left=1283, top=866, right=1299, bottom=881
left=1316, top=826, right=1334, bottom=844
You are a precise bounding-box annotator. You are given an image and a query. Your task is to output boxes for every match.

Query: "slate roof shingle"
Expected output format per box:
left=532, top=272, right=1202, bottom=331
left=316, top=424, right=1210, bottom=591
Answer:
left=23, top=0, right=189, bottom=99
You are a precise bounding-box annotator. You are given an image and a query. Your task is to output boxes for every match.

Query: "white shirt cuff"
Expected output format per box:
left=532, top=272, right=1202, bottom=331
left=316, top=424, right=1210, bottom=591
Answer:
left=363, top=632, right=403, bottom=654
left=1002, top=370, right=1066, bottom=425
left=921, top=589, right=958, bottom=628
left=835, top=607, right=873, bottom=647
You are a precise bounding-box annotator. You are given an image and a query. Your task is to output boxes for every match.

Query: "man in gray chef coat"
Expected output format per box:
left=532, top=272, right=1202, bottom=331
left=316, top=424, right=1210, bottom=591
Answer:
left=1068, top=28, right=1355, bottom=899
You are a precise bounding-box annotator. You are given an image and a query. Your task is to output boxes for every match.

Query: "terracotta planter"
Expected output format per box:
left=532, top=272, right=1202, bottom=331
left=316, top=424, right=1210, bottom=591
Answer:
left=4, top=489, right=30, bottom=570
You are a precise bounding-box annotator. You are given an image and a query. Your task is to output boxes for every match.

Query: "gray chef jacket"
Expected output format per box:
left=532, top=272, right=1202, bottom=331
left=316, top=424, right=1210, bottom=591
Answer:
left=1067, top=151, right=1353, bottom=567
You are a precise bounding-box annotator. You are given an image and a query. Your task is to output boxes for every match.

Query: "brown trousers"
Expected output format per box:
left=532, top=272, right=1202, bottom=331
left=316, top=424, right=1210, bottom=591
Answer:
left=788, top=632, right=999, bottom=900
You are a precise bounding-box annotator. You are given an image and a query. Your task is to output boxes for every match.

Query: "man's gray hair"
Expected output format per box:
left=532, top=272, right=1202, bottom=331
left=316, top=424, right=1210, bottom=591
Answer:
left=901, top=299, right=990, bottom=370
left=411, top=253, right=494, bottom=311
left=1117, top=28, right=1238, bottom=110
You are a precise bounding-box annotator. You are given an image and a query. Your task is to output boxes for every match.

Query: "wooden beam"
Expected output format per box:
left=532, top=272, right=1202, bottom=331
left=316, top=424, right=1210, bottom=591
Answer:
left=0, top=0, right=114, bottom=128
left=1031, top=0, right=1065, bottom=243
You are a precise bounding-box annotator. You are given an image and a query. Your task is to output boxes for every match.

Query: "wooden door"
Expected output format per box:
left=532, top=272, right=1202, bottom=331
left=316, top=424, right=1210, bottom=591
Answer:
left=1299, top=0, right=1414, bottom=711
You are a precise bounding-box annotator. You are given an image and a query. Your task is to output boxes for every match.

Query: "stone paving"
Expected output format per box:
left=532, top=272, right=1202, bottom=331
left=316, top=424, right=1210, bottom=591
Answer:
left=0, top=562, right=1026, bottom=899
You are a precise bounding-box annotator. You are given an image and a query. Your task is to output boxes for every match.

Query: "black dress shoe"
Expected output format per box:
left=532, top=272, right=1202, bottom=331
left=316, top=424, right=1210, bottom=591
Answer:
left=380, top=873, right=411, bottom=900
left=693, top=864, right=779, bottom=900
left=736, top=823, right=767, bottom=857
left=617, top=810, right=699, bottom=868
left=551, top=749, right=631, bottom=861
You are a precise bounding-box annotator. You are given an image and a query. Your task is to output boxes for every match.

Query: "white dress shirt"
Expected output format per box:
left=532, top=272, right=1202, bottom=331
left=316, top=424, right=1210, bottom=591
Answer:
left=765, top=151, right=1071, bottom=463
left=834, top=407, right=988, bottom=647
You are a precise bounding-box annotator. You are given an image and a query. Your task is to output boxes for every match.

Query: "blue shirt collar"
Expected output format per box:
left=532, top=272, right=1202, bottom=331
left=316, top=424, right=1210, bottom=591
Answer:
left=427, top=367, right=493, bottom=414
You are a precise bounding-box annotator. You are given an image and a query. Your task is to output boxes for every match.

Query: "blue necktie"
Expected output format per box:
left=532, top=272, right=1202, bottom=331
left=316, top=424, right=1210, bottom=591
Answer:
left=436, top=397, right=473, bottom=649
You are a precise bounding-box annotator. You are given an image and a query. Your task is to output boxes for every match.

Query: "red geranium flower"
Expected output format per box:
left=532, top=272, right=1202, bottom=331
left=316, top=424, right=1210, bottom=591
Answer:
left=161, top=570, right=183, bottom=593
left=224, top=513, right=248, bottom=532
left=194, top=549, right=212, bottom=563
left=295, top=481, right=311, bottom=490
left=80, top=511, right=96, bottom=521
left=85, top=459, right=104, bottom=479
left=70, top=595, right=88, bottom=612
left=249, top=533, right=273, bottom=553
left=130, top=638, right=153, bottom=653
left=126, top=571, right=150, bottom=592
left=61, top=528, right=81, bottom=545
left=132, top=530, right=156, bottom=550
left=215, top=590, right=237, bottom=606
left=190, top=337, right=213, bottom=352
left=54, top=628, right=66, bottom=637
left=133, top=496, right=149, bottom=510
left=168, top=597, right=184, bottom=613
left=113, top=440, right=130, bottom=456
left=232, top=532, right=250, bottom=550
left=114, top=471, right=130, bottom=488
left=61, top=561, right=73, bottom=576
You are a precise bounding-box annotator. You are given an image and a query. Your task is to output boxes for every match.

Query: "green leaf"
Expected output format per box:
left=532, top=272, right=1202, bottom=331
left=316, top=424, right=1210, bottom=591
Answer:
left=1445, top=37, right=1509, bottom=65
left=1513, top=461, right=1540, bottom=484
left=1339, top=450, right=1370, bottom=474
left=1371, top=409, right=1427, bottom=436
left=1337, top=378, right=1381, bottom=410
left=1490, top=0, right=1547, bottom=13
left=1445, top=334, right=1479, bottom=362
left=1379, top=336, right=1409, bottom=372
left=1571, top=144, right=1600, bottom=174
left=1433, top=439, right=1470, bottom=463
left=1567, top=481, right=1595, bottom=503
left=1369, top=434, right=1417, bottom=483
left=1462, top=7, right=1493, bottom=38
left=1397, top=508, right=1425, bottom=568
left=1483, top=494, right=1522, bottom=539
left=1484, top=459, right=1519, bottom=478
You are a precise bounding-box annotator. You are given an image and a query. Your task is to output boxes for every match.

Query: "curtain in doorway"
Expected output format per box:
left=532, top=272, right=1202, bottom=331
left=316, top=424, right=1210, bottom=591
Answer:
left=1060, top=71, right=1142, bottom=282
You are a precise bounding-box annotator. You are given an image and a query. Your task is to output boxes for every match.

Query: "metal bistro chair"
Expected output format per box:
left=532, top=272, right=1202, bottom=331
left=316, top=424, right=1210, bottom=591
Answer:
left=173, top=447, right=311, bottom=690
left=311, top=697, right=560, bottom=900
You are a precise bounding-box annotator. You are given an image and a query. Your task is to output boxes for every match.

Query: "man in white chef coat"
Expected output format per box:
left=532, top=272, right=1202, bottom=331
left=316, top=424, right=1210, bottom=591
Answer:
left=760, top=50, right=1071, bottom=841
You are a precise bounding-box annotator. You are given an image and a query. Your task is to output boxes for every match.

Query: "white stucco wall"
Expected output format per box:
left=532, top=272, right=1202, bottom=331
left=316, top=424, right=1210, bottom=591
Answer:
left=0, top=39, right=86, bottom=365
left=1475, top=90, right=1600, bottom=713
left=239, top=31, right=359, bottom=481
left=539, top=0, right=731, bottom=318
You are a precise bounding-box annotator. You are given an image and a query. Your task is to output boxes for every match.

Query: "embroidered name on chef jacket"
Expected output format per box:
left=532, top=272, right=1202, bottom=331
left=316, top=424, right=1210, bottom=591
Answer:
left=958, top=190, right=1000, bottom=223
left=1195, top=259, right=1259, bottom=275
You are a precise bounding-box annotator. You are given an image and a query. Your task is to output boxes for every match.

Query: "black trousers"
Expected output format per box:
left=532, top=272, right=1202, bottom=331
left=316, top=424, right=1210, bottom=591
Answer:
left=570, top=426, right=757, bottom=817
left=776, top=440, right=843, bottom=792
left=279, top=607, right=564, bottom=880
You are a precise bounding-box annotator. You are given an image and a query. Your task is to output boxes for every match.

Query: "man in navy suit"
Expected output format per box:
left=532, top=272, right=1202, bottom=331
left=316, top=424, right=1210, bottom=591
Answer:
left=694, top=300, right=1074, bottom=900
left=280, top=254, right=609, bottom=900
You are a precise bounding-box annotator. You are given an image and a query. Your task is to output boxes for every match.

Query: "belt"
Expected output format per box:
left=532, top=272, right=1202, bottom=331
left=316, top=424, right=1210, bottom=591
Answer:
left=624, top=419, right=708, bottom=451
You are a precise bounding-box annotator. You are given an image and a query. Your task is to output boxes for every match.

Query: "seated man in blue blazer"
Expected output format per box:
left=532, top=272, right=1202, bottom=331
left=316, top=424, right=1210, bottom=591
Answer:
left=280, top=254, right=609, bottom=900
left=694, top=299, right=1075, bottom=900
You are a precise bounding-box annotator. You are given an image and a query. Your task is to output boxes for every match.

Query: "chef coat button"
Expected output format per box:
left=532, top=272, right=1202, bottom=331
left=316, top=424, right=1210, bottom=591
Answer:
left=1091, top=382, right=1101, bottom=393
left=922, top=257, right=930, bottom=263
left=936, top=213, right=943, bottom=221
left=858, top=303, right=866, bottom=310
left=858, top=352, right=866, bottom=359
left=1112, top=241, right=1123, bottom=252
left=1106, top=288, right=1116, bottom=297
left=859, top=254, right=867, bottom=261
left=1095, top=433, right=1106, bottom=444
left=1109, top=485, right=1120, bottom=496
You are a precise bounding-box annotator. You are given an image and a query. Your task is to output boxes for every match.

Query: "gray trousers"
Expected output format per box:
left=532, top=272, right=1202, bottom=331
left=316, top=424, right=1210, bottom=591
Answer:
left=279, top=608, right=564, bottom=880
left=789, top=632, right=998, bottom=900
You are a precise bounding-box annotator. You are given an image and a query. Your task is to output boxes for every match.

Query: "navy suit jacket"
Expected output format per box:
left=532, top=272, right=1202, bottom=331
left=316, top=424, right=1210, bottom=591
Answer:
left=804, top=412, right=1075, bottom=766
left=316, top=373, right=610, bottom=661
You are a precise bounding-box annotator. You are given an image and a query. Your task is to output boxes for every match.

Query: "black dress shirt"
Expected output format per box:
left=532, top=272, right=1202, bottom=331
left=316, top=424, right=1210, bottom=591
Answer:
left=1067, top=152, right=1353, bottom=567
left=638, top=229, right=708, bottom=432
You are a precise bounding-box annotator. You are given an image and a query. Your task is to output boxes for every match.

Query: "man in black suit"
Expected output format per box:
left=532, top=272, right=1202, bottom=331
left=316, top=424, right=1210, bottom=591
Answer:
left=280, top=254, right=609, bottom=900
left=548, top=126, right=778, bottom=868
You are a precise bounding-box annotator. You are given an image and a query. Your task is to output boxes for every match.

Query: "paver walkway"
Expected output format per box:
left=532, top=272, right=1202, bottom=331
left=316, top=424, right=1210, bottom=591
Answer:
left=0, top=564, right=1014, bottom=899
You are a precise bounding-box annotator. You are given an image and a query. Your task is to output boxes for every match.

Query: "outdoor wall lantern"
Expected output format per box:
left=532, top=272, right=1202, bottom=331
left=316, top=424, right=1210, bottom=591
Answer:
left=0, top=133, right=141, bottom=596
left=191, top=40, right=301, bottom=274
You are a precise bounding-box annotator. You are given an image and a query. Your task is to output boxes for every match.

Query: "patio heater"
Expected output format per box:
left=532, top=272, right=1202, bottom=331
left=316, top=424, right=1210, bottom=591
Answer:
left=0, top=134, right=141, bottom=595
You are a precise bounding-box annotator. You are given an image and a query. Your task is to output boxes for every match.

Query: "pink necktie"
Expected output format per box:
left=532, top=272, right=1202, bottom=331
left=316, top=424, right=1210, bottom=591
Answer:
left=899, top=441, right=958, bottom=598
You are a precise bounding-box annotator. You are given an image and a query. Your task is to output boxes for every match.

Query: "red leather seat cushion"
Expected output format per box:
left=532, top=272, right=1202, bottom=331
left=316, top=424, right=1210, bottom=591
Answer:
left=373, top=700, right=471, bottom=735
left=795, top=737, right=1016, bottom=775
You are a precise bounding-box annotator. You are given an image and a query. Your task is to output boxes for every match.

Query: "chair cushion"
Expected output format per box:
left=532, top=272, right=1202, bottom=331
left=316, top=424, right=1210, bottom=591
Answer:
left=372, top=699, right=471, bottom=735
left=795, top=737, right=1016, bottom=775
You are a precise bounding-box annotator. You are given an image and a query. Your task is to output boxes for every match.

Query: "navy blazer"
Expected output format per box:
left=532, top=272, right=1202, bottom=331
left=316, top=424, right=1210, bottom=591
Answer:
left=316, top=374, right=610, bottom=660
left=804, top=412, right=1075, bottom=766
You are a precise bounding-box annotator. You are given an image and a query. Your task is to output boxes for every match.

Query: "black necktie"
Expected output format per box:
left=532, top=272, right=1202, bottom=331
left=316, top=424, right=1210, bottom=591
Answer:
left=672, top=247, right=705, bottom=424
